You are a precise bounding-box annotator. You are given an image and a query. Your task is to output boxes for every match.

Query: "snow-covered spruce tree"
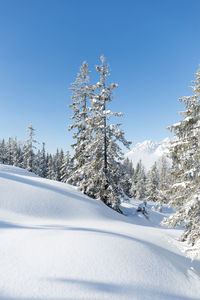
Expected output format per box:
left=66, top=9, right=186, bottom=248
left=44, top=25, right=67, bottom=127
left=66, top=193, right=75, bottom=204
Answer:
left=7, top=137, right=14, bottom=165
left=162, top=68, right=200, bottom=247
left=46, top=154, right=55, bottom=180
left=34, top=145, right=47, bottom=178
left=0, top=139, right=8, bottom=164
left=40, top=142, right=47, bottom=178
left=135, top=162, right=146, bottom=200
left=23, top=125, right=37, bottom=173
left=156, top=156, right=171, bottom=211
left=60, top=150, right=73, bottom=183
left=121, top=158, right=134, bottom=198
left=130, top=160, right=141, bottom=198
left=76, top=56, right=131, bottom=212
left=146, top=162, right=159, bottom=202
left=35, top=149, right=43, bottom=176
left=123, top=157, right=134, bottom=175
left=54, top=149, right=64, bottom=181
left=68, top=61, right=94, bottom=188
left=21, top=144, right=27, bottom=169
left=12, top=138, right=20, bottom=167
left=15, top=140, right=23, bottom=168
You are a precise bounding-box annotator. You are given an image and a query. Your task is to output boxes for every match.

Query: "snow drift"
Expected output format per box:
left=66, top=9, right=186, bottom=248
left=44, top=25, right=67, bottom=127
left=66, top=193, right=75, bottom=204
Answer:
left=0, top=164, right=200, bottom=300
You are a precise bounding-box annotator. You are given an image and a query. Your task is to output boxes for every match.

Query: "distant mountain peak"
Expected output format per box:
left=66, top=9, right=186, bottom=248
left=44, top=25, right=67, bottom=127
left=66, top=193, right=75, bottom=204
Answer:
left=125, top=138, right=170, bottom=170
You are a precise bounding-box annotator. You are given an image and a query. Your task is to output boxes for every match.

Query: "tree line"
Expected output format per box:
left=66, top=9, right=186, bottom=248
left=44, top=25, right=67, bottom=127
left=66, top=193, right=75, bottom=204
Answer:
left=0, top=128, right=172, bottom=213
left=0, top=125, right=73, bottom=182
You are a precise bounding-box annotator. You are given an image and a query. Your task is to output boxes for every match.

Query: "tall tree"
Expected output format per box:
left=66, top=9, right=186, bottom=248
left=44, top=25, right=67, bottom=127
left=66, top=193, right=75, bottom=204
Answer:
left=146, top=162, right=159, bottom=202
left=130, top=161, right=141, bottom=198
left=61, top=150, right=73, bottom=183
left=12, top=138, right=20, bottom=167
left=121, top=158, right=134, bottom=198
left=35, top=149, right=43, bottom=176
left=68, top=61, right=94, bottom=187
left=23, top=125, right=37, bottom=173
left=156, top=156, right=171, bottom=211
left=7, top=137, right=14, bottom=165
left=72, top=56, right=131, bottom=211
left=40, top=142, right=47, bottom=178
left=54, top=149, right=64, bottom=181
left=46, top=154, right=55, bottom=180
left=135, top=162, right=146, bottom=200
left=162, top=68, right=200, bottom=247
left=0, top=139, right=8, bottom=164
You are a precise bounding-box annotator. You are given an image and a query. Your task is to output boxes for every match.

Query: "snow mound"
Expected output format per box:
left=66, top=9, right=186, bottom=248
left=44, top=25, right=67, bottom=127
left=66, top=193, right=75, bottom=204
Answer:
left=0, top=164, right=200, bottom=300
left=0, top=164, right=119, bottom=222
left=125, top=138, right=170, bottom=170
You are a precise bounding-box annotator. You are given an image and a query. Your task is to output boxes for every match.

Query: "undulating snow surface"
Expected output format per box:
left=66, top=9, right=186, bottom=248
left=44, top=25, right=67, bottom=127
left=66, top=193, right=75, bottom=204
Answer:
left=0, top=164, right=200, bottom=300
left=125, top=138, right=170, bottom=170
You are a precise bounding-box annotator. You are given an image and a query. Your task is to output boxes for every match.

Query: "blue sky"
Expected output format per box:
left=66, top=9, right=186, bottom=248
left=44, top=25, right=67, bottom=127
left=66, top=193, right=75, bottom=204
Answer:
left=0, top=0, right=200, bottom=153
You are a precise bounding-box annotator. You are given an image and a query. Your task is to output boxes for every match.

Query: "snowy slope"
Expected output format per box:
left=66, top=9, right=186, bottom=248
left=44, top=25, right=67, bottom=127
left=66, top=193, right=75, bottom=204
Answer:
left=125, top=138, right=170, bottom=170
left=0, top=164, right=200, bottom=300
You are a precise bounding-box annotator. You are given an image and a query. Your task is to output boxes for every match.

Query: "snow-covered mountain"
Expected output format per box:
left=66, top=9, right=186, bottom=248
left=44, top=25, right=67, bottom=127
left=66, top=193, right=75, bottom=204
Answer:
left=0, top=164, right=200, bottom=299
left=125, top=138, right=170, bottom=170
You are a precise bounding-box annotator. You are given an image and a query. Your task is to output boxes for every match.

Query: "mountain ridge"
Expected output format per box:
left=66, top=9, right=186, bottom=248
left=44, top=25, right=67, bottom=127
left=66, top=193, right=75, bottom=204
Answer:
left=125, top=138, right=170, bottom=170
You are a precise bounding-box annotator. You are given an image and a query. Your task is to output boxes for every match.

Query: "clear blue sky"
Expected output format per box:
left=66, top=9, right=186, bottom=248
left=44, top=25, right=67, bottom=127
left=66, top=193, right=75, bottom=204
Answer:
left=0, top=0, right=200, bottom=153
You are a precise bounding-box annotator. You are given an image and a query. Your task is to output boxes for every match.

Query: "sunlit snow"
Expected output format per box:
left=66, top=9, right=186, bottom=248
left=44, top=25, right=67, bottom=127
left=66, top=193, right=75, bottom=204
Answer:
left=0, top=164, right=200, bottom=300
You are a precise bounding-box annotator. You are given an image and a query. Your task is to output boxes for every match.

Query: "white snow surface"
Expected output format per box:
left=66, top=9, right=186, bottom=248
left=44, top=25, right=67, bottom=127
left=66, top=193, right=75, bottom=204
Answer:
left=0, top=164, right=200, bottom=300
left=125, top=138, right=170, bottom=170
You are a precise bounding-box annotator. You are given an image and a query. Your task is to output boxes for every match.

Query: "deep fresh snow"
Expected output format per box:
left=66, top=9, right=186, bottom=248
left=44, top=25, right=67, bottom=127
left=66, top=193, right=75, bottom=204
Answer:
left=0, top=164, right=200, bottom=300
left=125, top=138, right=170, bottom=170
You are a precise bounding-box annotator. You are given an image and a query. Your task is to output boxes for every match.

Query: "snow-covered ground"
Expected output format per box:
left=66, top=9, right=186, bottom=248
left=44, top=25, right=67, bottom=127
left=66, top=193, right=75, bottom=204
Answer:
left=0, top=164, right=200, bottom=300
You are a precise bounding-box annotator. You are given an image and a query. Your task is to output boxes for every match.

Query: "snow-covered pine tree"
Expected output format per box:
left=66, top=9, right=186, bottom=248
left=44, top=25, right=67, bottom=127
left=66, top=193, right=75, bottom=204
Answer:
left=162, top=68, right=200, bottom=247
left=46, top=154, right=55, bottom=180
left=68, top=61, right=94, bottom=187
left=7, top=137, right=14, bottom=165
left=21, top=144, right=27, bottom=169
left=76, top=56, right=131, bottom=212
left=40, top=142, right=47, bottom=178
left=130, top=160, right=141, bottom=198
left=146, top=162, right=159, bottom=202
left=54, top=149, right=64, bottom=181
left=23, top=125, right=37, bottom=173
left=12, top=137, right=20, bottom=167
left=35, top=149, right=43, bottom=176
left=12, top=139, right=22, bottom=168
left=125, top=157, right=134, bottom=175
left=60, top=150, right=73, bottom=183
left=135, top=162, right=146, bottom=200
left=0, top=139, right=8, bottom=164
left=156, top=156, right=171, bottom=211
left=121, top=158, right=134, bottom=198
